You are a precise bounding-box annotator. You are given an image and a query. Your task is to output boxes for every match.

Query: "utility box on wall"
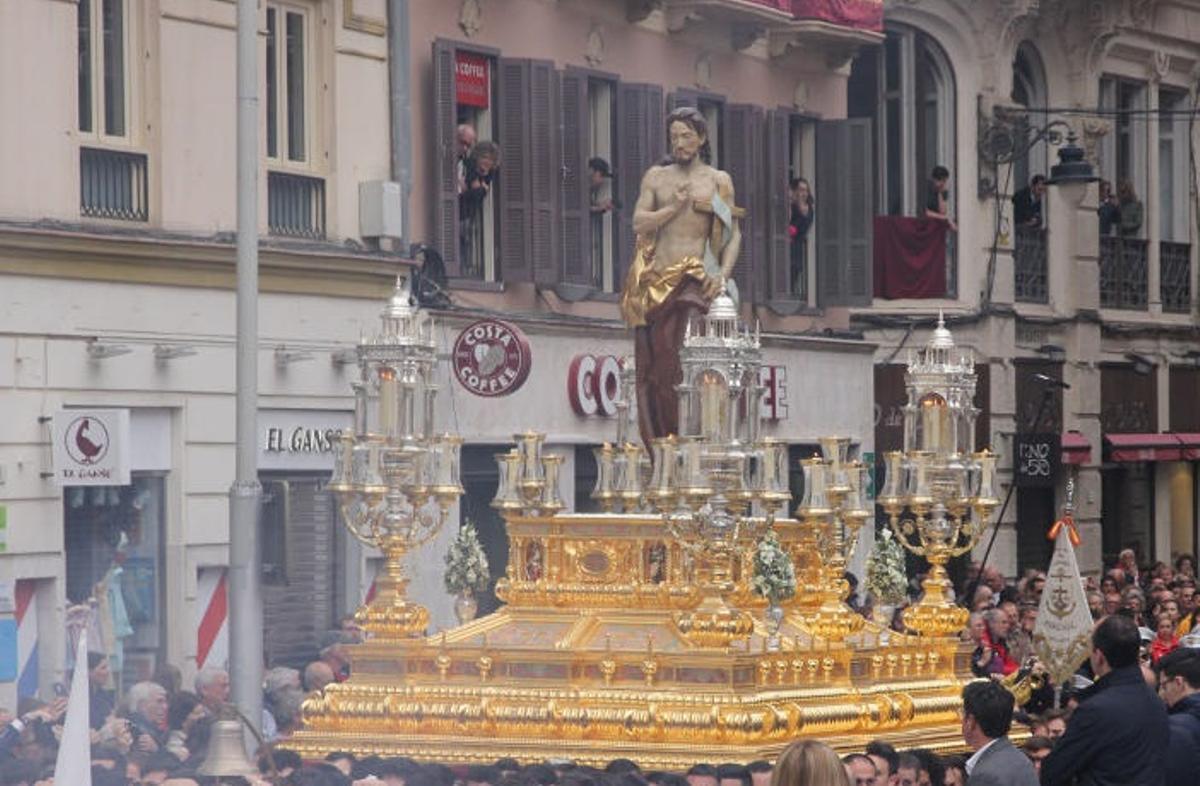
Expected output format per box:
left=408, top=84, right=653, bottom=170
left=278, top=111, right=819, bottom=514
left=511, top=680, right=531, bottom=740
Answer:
left=359, top=181, right=404, bottom=241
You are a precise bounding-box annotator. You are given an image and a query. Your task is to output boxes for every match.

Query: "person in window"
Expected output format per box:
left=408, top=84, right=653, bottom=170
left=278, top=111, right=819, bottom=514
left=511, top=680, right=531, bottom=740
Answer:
left=924, top=165, right=958, bottom=232
left=589, top=157, right=616, bottom=286
left=1117, top=178, right=1143, bottom=237
left=455, top=124, right=477, bottom=196
left=1012, top=174, right=1046, bottom=228
left=1097, top=179, right=1120, bottom=235
left=459, top=140, right=500, bottom=275
left=788, top=177, right=814, bottom=297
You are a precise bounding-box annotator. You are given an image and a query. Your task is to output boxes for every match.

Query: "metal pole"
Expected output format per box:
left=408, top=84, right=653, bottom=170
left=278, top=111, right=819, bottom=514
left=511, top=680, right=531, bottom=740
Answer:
left=387, top=0, right=413, bottom=249
left=229, top=0, right=263, bottom=735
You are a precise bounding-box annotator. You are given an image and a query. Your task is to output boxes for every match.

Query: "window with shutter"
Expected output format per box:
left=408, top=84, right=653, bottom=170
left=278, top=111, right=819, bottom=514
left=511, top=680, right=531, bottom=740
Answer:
left=559, top=70, right=591, bottom=287
left=764, top=109, right=795, bottom=309
left=432, top=40, right=461, bottom=276
left=816, top=118, right=874, bottom=306
left=493, top=58, right=558, bottom=285
left=723, top=104, right=764, bottom=302
left=497, top=58, right=533, bottom=282
left=616, top=83, right=664, bottom=292
left=530, top=62, right=559, bottom=286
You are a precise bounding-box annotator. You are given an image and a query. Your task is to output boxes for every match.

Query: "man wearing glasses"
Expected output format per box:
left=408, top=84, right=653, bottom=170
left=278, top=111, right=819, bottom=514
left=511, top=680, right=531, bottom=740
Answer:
left=1157, top=649, right=1200, bottom=786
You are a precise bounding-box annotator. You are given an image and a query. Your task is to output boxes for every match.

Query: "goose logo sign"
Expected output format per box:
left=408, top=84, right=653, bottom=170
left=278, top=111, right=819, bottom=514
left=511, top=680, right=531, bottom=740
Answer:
left=51, top=409, right=131, bottom=486
left=452, top=319, right=532, bottom=397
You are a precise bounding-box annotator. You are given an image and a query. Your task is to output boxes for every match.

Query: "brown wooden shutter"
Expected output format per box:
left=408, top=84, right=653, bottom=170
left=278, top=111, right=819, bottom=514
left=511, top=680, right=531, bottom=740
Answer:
left=432, top=40, right=461, bottom=277
left=497, top=58, right=533, bottom=281
left=724, top=104, right=763, bottom=302
left=616, top=83, right=663, bottom=291
left=816, top=120, right=844, bottom=305
left=844, top=118, right=873, bottom=305
left=816, top=118, right=874, bottom=306
left=764, top=109, right=792, bottom=302
left=559, top=70, right=591, bottom=286
left=529, top=61, right=559, bottom=285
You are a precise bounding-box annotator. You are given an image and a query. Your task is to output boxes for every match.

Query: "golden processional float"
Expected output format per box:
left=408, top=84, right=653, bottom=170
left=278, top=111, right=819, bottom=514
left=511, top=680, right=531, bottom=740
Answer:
left=287, top=277, right=998, bottom=767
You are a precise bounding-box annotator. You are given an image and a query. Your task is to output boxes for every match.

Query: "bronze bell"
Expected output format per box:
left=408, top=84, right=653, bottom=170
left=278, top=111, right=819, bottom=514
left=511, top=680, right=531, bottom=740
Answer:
left=197, top=717, right=258, bottom=778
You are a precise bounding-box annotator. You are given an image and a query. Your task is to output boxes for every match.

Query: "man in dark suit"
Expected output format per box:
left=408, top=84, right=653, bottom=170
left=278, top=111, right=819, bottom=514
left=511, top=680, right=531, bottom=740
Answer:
left=961, top=679, right=1039, bottom=786
left=1012, top=175, right=1046, bottom=228
left=1039, top=614, right=1169, bottom=785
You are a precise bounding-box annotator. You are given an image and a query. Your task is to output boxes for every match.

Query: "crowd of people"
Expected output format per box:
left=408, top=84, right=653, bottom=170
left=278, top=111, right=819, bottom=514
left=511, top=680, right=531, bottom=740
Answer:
left=3, top=548, right=1199, bottom=785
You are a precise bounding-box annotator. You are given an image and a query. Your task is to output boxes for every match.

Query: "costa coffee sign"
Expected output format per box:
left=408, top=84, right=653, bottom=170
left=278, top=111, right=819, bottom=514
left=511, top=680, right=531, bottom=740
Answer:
left=452, top=319, right=532, bottom=397
left=568, top=354, right=623, bottom=417
left=455, top=51, right=489, bottom=108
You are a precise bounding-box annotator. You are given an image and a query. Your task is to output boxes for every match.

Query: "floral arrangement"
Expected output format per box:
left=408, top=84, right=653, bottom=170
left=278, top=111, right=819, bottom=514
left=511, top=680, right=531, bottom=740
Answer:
left=751, top=530, right=797, bottom=604
left=444, top=521, right=490, bottom=595
left=866, top=528, right=908, bottom=605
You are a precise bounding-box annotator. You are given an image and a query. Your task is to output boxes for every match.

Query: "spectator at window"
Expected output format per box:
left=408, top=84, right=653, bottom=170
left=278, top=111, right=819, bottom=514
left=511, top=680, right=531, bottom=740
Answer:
left=459, top=140, right=500, bottom=274
left=456, top=123, right=477, bottom=195
left=924, top=165, right=957, bottom=232
left=1117, top=179, right=1143, bottom=237
left=1012, top=175, right=1047, bottom=228
left=1097, top=180, right=1120, bottom=236
left=788, top=177, right=814, bottom=297
left=589, top=157, right=616, bottom=285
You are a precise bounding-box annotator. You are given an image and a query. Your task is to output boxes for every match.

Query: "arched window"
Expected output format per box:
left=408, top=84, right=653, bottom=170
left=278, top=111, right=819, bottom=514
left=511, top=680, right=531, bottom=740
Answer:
left=848, top=24, right=957, bottom=294
left=1011, top=42, right=1049, bottom=193
left=849, top=25, right=956, bottom=218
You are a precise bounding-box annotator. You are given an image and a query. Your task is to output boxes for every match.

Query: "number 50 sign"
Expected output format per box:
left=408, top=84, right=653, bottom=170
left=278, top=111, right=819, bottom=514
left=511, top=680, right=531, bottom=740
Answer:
left=1013, top=433, right=1061, bottom=489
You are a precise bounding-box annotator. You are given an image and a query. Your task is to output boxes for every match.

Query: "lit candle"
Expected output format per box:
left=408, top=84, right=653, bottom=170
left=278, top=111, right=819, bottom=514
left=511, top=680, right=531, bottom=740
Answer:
left=378, top=367, right=398, bottom=437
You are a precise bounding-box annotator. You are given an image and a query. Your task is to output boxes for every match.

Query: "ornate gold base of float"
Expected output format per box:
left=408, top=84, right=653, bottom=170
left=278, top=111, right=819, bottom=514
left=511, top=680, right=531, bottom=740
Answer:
left=288, top=514, right=973, bottom=767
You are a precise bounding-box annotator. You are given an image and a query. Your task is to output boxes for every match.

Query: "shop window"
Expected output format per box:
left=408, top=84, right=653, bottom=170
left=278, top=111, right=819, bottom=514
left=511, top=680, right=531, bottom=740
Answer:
left=64, top=474, right=165, bottom=690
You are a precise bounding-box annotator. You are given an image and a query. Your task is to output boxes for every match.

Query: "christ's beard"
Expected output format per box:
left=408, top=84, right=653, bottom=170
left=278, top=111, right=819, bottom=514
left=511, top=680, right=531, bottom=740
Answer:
left=673, top=149, right=696, bottom=165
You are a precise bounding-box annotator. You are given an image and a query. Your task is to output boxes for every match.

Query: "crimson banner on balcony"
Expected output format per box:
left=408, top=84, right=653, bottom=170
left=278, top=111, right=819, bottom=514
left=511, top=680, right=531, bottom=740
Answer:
left=872, top=216, right=948, bottom=299
left=791, top=0, right=883, bottom=32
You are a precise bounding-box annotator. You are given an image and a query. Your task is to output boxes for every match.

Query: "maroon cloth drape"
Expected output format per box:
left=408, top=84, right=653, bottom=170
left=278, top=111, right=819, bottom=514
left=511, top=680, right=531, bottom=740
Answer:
left=873, top=216, right=949, bottom=299
left=791, top=0, right=884, bottom=31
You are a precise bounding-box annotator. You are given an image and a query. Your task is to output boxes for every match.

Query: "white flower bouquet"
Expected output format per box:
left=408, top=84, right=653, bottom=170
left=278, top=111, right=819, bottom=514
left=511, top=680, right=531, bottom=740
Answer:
left=444, top=521, right=491, bottom=595
left=866, top=528, right=908, bottom=605
left=751, top=530, right=797, bottom=604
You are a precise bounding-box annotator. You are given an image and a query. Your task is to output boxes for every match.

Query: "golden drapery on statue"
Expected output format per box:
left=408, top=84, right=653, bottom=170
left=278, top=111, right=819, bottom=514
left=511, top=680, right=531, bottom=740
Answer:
left=620, top=243, right=709, bottom=448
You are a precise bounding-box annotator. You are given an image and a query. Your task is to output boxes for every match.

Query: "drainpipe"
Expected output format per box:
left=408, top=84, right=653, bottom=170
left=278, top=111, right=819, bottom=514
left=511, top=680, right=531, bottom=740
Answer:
left=388, top=0, right=413, bottom=251
left=229, top=0, right=263, bottom=739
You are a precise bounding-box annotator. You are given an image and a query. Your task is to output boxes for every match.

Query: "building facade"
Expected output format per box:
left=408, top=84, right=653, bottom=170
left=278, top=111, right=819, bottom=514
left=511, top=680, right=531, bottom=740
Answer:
left=2, top=0, right=1197, bottom=712
left=0, top=0, right=883, bottom=710
left=850, top=0, right=1200, bottom=580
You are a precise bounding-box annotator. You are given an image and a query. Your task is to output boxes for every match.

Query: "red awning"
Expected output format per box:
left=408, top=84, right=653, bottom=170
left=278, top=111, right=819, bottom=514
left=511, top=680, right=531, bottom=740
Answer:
left=1179, top=434, right=1200, bottom=461
left=1062, top=432, right=1092, bottom=465
left=1105, top=433, right=1185, bottom=462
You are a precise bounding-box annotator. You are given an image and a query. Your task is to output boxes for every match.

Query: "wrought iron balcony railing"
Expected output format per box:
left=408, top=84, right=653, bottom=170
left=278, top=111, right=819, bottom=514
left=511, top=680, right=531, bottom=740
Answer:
left=1099, top=236, right=1148, bottom=310
left=268, top=171, right=326, bottom=239
left=80, top=147, right=149, bottom=222
left=1014, top=225, right=1048, bottom=304
left=1161, top=241, right=1192, bottom=314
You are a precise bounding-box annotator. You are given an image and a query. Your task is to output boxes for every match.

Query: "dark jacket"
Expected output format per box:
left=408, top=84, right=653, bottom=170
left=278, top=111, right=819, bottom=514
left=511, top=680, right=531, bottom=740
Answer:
left=90, top=686, right=116, bottom=730
left=1165, top=692, right=1200, bottom=786
left=1012, top=187, right=1043, bottom=227
left=1039, top=664, right=1169, bottom=786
